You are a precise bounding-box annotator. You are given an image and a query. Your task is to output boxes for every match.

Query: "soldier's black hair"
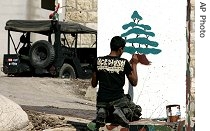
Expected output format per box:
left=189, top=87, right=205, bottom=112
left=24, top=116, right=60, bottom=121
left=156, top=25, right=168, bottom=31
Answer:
left=110, top=36, right=126, bottom=51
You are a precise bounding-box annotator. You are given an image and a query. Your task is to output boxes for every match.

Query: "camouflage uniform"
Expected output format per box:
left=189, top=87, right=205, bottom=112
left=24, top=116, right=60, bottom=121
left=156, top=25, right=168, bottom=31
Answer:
left=96, top=94, right=142, bottom=127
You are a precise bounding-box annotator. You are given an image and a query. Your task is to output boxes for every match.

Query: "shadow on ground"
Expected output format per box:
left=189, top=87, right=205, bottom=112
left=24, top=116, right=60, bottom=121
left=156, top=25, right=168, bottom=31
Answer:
left=21, top=105, right=96, bottom=120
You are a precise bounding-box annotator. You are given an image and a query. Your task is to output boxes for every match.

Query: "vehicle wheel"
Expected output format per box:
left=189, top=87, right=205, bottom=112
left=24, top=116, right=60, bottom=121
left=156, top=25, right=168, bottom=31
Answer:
left=59, top=64, right=76, bottom=79
left=29, top=40, right=55, bottom=68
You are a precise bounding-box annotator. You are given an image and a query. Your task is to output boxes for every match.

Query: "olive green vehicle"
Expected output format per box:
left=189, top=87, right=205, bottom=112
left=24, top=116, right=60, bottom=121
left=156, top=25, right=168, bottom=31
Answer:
left=1, top=19, right=97, bottom=79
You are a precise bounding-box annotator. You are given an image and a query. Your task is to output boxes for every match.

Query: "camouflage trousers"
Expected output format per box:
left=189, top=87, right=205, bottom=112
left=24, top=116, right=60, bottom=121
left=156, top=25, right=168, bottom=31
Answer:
left=96, top=94, right=142, bottom=122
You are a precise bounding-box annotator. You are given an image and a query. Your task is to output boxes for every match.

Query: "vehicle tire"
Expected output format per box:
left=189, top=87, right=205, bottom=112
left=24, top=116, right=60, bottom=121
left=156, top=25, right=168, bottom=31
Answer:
left=29, top=40, right=55, bottom=68
left=59, top=63, right=76, bottom=79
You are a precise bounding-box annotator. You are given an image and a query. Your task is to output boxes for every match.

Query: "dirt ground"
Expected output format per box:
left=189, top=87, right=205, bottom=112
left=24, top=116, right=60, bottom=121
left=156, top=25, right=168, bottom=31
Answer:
left=0, top=71, right=97, bottom=131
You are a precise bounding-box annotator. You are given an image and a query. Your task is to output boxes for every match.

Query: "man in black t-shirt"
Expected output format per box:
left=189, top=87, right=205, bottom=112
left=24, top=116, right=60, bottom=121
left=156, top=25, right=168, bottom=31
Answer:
left=89, top=36, right=142, bottom=130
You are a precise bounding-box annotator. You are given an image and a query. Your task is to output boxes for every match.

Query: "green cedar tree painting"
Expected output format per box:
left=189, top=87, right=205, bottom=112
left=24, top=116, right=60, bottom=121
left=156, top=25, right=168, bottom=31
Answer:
left=121, top=11, right=162, bottom=55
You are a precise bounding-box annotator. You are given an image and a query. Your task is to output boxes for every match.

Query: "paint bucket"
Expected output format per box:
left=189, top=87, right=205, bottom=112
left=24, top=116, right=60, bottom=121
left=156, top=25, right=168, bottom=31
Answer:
left=166, top=104, right=181, bottom=122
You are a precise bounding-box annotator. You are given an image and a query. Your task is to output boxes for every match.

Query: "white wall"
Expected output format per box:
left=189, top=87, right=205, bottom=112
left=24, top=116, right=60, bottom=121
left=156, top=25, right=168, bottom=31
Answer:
left=0, top=0, right=65, bottom=65
left=98, top=0, right=187, bottom=119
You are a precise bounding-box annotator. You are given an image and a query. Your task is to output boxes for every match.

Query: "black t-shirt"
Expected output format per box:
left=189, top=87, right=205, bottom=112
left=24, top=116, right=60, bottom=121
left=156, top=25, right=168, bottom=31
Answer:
left=92, top=55, right=132, bottom=102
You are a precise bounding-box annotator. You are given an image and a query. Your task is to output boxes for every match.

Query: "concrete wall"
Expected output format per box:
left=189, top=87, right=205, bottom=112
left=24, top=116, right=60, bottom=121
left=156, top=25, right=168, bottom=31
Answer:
left=96, top=0, right=195, bottom=129
left=98, top=0, right=187, bottom=119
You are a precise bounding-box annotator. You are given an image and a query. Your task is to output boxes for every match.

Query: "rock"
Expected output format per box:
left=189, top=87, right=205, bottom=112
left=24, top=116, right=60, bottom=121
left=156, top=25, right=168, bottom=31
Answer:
left=0, top=94, right=29, bottom=131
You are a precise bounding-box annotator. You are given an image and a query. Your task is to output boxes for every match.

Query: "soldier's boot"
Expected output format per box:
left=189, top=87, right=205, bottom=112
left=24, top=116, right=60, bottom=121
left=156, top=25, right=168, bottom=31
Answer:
left=96, top=108, right=106, bottom=127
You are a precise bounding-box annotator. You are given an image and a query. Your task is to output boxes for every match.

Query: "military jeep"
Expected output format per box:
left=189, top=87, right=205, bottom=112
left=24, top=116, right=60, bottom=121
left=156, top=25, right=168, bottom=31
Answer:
left=1, top=19, right=97, bottom=79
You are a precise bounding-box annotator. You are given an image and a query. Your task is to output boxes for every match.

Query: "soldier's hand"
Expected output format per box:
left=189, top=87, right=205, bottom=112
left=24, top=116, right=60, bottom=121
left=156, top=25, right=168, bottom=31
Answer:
left=130, top=54, right=139, bottom=64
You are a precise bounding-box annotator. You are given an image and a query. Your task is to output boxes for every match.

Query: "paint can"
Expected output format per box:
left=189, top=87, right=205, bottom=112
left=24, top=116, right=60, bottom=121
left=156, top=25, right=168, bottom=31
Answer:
left=166, top=104, right=181, bottom=122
